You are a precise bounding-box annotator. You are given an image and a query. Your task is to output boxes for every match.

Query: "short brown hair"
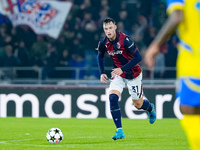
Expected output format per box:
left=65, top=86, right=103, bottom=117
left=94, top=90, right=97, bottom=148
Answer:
left=103, top=17, right=116, bottom=25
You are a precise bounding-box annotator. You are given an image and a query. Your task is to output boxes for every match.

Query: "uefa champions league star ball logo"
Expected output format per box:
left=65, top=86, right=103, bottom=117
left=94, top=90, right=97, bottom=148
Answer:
left=46, top=128, right=63, bottom=143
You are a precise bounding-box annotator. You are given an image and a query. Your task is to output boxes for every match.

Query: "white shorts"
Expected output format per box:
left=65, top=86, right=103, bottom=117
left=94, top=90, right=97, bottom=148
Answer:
left=109, top=73, right=143, bottom=100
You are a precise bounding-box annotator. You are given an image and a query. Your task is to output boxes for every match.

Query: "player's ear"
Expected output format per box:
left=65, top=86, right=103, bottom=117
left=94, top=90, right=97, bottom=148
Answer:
left=114, top=25, right=117, bottom=30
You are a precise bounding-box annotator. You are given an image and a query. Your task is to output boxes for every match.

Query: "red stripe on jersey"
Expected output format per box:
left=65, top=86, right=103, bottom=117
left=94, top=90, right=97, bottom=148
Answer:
left=139, top=83, right=143, bottom=98
left=105, top=32, right=142, bottom=79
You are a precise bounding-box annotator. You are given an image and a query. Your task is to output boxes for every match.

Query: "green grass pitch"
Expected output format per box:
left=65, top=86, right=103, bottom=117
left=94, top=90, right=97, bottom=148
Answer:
left=0, top=117, right=189, bottom=150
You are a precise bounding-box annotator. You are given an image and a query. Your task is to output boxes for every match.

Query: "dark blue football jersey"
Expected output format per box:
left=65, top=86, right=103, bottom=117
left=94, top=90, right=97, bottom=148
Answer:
left=97, top=31, right=142, bottom=79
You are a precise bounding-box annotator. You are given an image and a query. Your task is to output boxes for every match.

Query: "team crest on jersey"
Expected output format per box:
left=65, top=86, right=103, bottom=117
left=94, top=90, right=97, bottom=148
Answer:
left=117, top=42, right=121, bottom=49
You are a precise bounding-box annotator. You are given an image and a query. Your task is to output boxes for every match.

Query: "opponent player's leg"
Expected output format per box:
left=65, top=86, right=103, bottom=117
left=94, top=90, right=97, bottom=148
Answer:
left=178, top=78, right=200, bottom=150
left=180, top=113, right=200, bottom=150
left=180, top=106, right=200, bottom=150
left=109, top=75, right=125, bottom=140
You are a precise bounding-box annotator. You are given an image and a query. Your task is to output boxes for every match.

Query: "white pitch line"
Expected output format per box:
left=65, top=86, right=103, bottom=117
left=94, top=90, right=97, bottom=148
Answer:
left=75, top=136, right=98, bottom=139
left=1, top=143, right=71, bottom=147
left=0, top=142, right=76, bottom=148
left=0, top=139, right=33, bottom=144
left=0, top=139, right=74, bottom=147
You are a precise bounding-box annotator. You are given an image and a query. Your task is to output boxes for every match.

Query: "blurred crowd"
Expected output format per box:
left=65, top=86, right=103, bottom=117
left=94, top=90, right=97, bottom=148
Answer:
left=0, top=0, right=178, bottom=80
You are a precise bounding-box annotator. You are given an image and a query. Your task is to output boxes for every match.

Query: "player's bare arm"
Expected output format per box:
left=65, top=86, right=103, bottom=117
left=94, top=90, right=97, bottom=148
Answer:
left=145, top=10, right=183, bottom=68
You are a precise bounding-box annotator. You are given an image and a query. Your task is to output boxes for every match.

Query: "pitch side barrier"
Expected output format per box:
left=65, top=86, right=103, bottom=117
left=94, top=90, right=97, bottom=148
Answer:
left=0, top=85, right=182, bottom=119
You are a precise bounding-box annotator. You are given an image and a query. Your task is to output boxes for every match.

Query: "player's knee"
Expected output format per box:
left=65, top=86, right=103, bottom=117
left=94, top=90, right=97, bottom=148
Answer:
left=109, top=94, right=119, bottom=110
left=133, top=100, right=142, bottom=109
left=134, top=102, right=141, bottom=109
left=132, top=98, right=143, bottom=109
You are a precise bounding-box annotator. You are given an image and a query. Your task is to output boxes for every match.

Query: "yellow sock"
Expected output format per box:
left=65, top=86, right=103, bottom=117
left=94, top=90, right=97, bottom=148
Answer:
left=180, top=115, right=200, bottom=150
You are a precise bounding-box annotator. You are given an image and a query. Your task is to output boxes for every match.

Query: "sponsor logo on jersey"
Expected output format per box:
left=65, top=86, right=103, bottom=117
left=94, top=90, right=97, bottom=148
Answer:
left=108, top=50, right=123, bottom=56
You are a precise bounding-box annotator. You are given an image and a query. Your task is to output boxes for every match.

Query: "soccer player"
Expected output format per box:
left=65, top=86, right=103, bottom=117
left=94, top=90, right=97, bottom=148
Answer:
left=97, top=18, right=156, bottom=140
left=145, top=0, right=200, bottom=149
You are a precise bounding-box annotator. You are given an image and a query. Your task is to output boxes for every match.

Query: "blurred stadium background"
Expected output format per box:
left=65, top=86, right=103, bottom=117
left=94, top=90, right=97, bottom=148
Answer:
left=0, top=0, right=181, bottom=119
left=0, top=0, right=176, bottom=86
left=0, top=2, right=190, bottom=149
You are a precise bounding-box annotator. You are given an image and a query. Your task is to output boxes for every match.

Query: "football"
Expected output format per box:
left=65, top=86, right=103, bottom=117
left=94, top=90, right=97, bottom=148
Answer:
left=46, top=127, right=63, bottom=143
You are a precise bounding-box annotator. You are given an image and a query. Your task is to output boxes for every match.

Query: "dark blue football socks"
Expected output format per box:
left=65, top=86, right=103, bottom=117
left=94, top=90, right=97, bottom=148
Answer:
left=109, top=94, right=122, bottom=128
left=140, top=99, right=153, bottom=112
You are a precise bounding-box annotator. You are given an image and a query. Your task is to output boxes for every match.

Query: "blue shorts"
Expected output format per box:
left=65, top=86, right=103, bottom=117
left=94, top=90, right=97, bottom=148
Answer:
left=176, top=77, right=200, bottom=107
